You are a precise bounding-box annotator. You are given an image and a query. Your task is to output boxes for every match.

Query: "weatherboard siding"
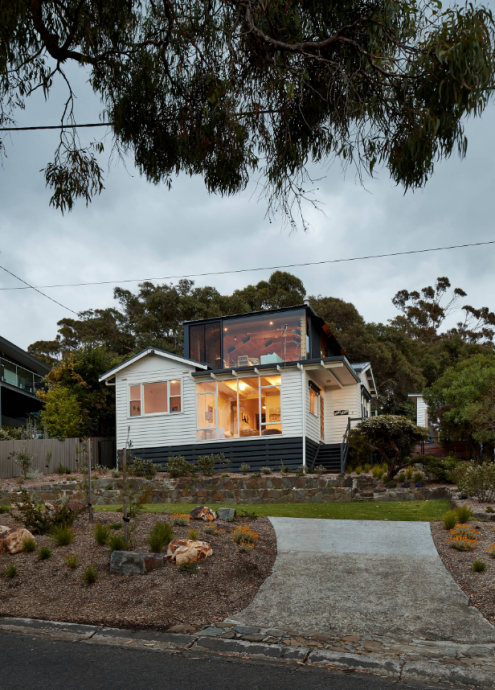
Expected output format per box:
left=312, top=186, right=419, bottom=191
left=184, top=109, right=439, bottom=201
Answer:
left=324, top=385, right=361, bottom=444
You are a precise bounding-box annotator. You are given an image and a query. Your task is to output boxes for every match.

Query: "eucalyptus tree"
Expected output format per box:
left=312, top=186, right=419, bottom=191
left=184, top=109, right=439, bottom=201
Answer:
left=1, top=0, right=494, bottom=225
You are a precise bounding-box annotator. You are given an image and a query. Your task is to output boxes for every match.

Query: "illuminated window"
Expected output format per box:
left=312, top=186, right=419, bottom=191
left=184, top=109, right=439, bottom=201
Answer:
left=144, top=382, right=168, bottom=414
left=130, top=379, right=182, bottom=416
left=309, top=387, right=318, bottom=416
left=130, top=385, right=141, bottom=416
left=169, top=380, right=181, bottom=412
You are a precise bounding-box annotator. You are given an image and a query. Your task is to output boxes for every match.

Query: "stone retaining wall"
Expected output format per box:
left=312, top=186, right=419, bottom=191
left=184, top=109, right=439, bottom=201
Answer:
left=0, top=474, right=453, bottom=506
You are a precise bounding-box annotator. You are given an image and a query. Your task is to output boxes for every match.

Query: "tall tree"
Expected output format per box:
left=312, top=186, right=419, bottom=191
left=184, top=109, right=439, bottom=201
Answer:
left=2, top=1, right=495, bottom=226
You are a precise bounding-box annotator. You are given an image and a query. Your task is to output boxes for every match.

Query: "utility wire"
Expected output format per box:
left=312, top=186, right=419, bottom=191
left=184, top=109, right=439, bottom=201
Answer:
left=0, top=240, right=493, bottom=292
left=0, top=264, right=78, bottom=314
left=0, top=123, right=112, bottom=131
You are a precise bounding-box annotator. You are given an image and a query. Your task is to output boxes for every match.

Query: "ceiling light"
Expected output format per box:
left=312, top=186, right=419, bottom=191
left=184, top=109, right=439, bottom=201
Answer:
left=269, top=321, right=273, bottom=325
left=239, top=383, right=246, bottom=391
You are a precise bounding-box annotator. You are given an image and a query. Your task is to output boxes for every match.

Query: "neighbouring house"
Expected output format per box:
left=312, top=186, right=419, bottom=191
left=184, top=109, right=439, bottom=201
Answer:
left=408, top=393, right=469, bottom=458
left=99, top=303, right=377, bottom=472
left=0, top=335, right=50, bottom=427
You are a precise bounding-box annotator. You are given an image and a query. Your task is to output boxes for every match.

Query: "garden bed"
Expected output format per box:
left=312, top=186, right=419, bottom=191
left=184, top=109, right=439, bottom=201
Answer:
left=0, top=510, right=276, bottom=631
left=431, top=520, right=495, bottom=626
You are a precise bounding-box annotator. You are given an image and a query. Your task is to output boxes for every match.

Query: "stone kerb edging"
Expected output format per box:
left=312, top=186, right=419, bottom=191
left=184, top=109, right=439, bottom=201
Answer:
left=0, top=474, right=454, bottom=507
left=1, top=617, right=494, bottom=689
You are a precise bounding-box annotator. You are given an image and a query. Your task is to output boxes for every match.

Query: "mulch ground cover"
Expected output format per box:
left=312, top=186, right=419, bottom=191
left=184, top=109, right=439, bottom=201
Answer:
left=431, top=520, right=495, bottom=626
left=0, top=510, right=276, bottom=631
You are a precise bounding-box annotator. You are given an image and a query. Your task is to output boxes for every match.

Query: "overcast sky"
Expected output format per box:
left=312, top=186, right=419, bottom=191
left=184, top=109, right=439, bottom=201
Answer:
left=1, top=28, right=494, bottom=353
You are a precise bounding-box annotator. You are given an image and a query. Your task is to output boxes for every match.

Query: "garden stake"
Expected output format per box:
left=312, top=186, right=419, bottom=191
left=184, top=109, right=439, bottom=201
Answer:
left=88, top=439, right=93, bottom=522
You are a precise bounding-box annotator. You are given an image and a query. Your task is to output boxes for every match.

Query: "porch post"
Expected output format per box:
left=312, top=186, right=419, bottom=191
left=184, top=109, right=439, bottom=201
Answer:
left=298, top=364, right=306, bottom=472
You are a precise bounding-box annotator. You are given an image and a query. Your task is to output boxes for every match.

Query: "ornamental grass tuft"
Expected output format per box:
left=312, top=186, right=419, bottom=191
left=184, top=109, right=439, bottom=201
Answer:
left=38, top=546, right=52, bottom=560
left=355, top=466, right=362, bottom=475
left=147, top=521, right=174, bottom=553
left=93, top=522, right=111, bottom=546
left=188, top=528, right=199, bottom=540
left=65, top=554, right=79, bottom=569
left=443, top=510, right=458, bottom=530
left=82, top=565, right=98, bottom=585
left=472, top=560, right=487, bottom=572
left=107, top=532, right=129, bottom=552
left=22, top=537, right=36, bottom=553
left=51, top=524, right=75, bottom=547
left=455, top=505, right=473, bottom=523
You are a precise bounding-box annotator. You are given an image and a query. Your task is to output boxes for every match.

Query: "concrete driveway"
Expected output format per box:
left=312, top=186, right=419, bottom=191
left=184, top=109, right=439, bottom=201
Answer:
left=227, top=518, right=495, bottom=643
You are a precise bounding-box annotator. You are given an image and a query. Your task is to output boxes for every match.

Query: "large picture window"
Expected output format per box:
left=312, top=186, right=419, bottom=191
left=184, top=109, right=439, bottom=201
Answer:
left=196, top=374, right=281, bottom=441
left=129, top=380, right=181, bottom=417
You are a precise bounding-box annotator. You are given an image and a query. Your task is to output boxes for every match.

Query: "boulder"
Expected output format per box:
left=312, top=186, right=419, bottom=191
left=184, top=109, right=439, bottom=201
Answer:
left=218, top=507, right=236, bottom=521
left=110, top=551, right=163, bottom=575
left=189, top=506, right=216, bottom=522
left=167, top=539, right=213, bottom=565
left=44, top=501, right=56, bottom=512
left=0, top=526, right=36, bottom=554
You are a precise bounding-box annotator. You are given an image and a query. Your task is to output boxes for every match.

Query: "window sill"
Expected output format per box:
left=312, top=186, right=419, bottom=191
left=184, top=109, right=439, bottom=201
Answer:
left=127, top=411, right=184, bottom=419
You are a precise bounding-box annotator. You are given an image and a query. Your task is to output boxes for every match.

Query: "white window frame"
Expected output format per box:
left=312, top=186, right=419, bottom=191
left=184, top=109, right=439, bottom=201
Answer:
left=128, top=378, right=183, bottom=418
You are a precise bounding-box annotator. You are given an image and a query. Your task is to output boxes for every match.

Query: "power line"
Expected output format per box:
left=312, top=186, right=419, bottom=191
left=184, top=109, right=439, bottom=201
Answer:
left=0, top=264, right=77, bottom=314
left=0, top=123, right=112, bottom=131
left=0, top=239, right=493, bottom=292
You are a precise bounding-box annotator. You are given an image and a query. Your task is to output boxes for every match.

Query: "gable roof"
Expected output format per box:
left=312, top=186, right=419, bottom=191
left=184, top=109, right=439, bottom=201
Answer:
left=351, top=362, right=377, bottom=397
left=99, top=347, right=208, bottom=382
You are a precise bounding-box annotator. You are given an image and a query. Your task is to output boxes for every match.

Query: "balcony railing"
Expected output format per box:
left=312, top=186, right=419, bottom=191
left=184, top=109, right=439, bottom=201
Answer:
left=0, top=356, right=45, bottom=395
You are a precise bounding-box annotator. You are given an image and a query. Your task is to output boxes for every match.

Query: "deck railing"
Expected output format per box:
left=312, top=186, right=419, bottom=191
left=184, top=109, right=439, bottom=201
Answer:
left=0, top=356, right=45, bottom=395
left=340, top=417, right=364, bottom=474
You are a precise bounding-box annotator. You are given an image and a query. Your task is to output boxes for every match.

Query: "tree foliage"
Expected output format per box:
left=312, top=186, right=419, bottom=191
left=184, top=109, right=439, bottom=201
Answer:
left=1, top=1, right=495, bottom=225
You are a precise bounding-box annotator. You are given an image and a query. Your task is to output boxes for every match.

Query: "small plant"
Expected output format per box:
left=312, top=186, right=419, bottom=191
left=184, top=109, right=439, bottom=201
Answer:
left=57, top=463, right=71, bottom=475
left=127, top=457, right=157, bottom=478
left=376, top=469, right=384, bottom=480
left=486, top=506, right=495, bottom=513
left=51, top=525, right=75, bottom=547
left=457, top=461, right=495, bottom=503
left=22, top=537, right=37, bottom=552
left=204, top=525, right=220, bottom=536
left=487, top=543, right=495, bottom=558
left=443, top=511, right=458, bottom=530
left=147, top=521, right=174, bottom=553
left=109, top=522, right=122, bottom=530
left=240, top=463, right=250, bottom=473
left=455, top=505, right=473, bottom=523
left=240, top=509, right=258, bottom=520
left=279, top=460, right=290, bottom=474
left=188, top=528, right=199, bottom=540
left=221, top=473, right=230, bottom=478
left=197, top=452, right=229, bottom=476
left=250, top=472, right=262, bottom=478
left=38, top=546, right=52, bottom=560
left=472, top=560, right=487, bottom=572
left=172, top=513, right=191, bottom=526
left=397, top=472, right=406, bottom=483
left=65, top=554, right=79, bottom=569
left=0, top=506, right=10, bottom=514
left=93, top=522, right=111, bottom=546
left=165, top=455, right=194, bottom=478
left=364, top=463, right=371, bottom=473
left=355, top=466, right=362, bottom=475
left=82, top=565, right=98, bottom=585
left=315, top=465, right=326, bottom=475
left=9, top=445, right=35, bottom=479
left=232, top=524, right=259, bottom=551
left=179, top=562, right=198, bottom=573
left=26, top=470, right=43, bottom=480
left=111, top=469, right=121, bottom=478
left=107, top=532, right=130, bottom=552
left=295, top=466, right=304, bottom=476
left=406, top=466, right=413, bottom=480
left=307, top=466, right=315, bottom=474
left=261, top=467, right=272, bottom=475
left=448, top=524, right=478, bottom=551
left=4, top=563, right=17, bottom=579
left=14, top=491, right=82, bottom=535
left=413, top=472, right=423, bottom=483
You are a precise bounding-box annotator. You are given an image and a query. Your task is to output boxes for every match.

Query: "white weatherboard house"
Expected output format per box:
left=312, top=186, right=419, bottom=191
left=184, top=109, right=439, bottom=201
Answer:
left=100, top=304, right=377, bottom=472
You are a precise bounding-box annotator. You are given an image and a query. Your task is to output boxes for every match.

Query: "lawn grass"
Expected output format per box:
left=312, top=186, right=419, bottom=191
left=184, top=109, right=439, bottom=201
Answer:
left=94, top=499, right=449, bottom=522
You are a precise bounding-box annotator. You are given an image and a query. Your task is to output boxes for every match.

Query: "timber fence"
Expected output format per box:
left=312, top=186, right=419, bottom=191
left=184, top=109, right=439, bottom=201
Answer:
left=0, top=437, right=116, bottom=479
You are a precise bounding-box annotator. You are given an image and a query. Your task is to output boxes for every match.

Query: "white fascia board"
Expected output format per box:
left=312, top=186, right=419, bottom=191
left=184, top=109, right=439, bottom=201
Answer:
left=99, top=348, right=208, bottom=382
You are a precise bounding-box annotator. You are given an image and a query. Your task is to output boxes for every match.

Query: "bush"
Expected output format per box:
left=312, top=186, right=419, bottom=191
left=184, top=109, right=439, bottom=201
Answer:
left=127, top=457, right=157, bottom=478
left=472, top=560, right=487, bottom=572
left=197, top=453, right=229, bottom=476
left=165, top=456, right=193, bottom=478
left=65, top=554, right=79, bottom=569
left=315, top=465, right=326, bottom=475
left=251, top=472, right=262, bottom=478
left=14, top=492, right=82, bottom=535
left=111, top=469, right=121, bottom=478
left=179, top=562, right=198, bottom=574
left=261, top=467, right=272, bottom=475
left=413, top=472, right=423, bottom=483
left=147, top=521, right=174, bottom=553
left=172, top=513, right=190, bottom=526
left=4, top=563, right=17, bottom=579
left=355, top=466, right=362, bottom=475
left=295, top=466, right=304, bottom=476
left=93, top=522, right=111, bottom=546
left=9, top=445, right=34, bottom=479
left=51, top=525, right=75, bottom=547
left=458, top=462, right=495, bottom=503
left=455, top=505, right=473, bottom=523
left=240, top=463, right=250, bottom=473
left=448, top=524, right=478, bottom=551
left=232, top=525, right=259, bottom=551
left=57, top=463, right=71, bottom=475
left=279, top=461, right=290, bottom=474
left=204, top=525, right=220, bottom=536
left=22, top=537, right=37, bottom=552
left=189, top=528, right=199, bottom=540
left=39, top=546, right=52, bottom=560
left=0, top=506, right=10, bottom=514
left=82, top=565, right=98, bottom=585
left=413, top=455, right=459, bottom=483
left=397, top=472, right=406, bottom=482
left=109, top=522, right=122, bottom=530
left=107, top=532, right=129, bottom=552
left=442, top=511, right=458, bottom=530
left=364, top=463, right=371, bottom=473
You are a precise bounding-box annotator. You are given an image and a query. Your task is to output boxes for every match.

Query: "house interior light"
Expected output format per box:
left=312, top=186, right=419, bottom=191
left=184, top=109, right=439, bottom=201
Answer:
left=239, top=383, right=247, bottom=391
left=269, top=321, right=273, bottom=325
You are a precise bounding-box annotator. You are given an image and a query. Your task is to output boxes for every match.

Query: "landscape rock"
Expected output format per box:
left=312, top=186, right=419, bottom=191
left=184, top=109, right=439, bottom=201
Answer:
left=167, top=624, right=197, bottom=634
left=0, top=526, right=35, bottom=554
left=110, top=551, right=163, bottom=575
left=218, top=507, right=236, bottom=521
left=167, top=539, right=213, bottom=565
left=189, top=506, right=216, bottom=522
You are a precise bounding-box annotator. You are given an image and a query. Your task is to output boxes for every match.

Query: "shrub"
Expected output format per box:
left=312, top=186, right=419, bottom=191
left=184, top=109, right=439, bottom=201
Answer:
left=472, top=561, right=487, bottom=572
left=57, top=463, right=71, bottom=475
left=4, top=563, right=17, bottom=579
left=315, top=465, right=326, bottom=475
left=14, top=492, right=82, bottom=535
left=147, top=522, right=174, bottom=553
left=109, top=522, right=122, bottom=530
left=307, top=467, right=315, bottom=474
left=38, top=546, right=52, bottom=560
left=197, top=453, right=229, bottom=476
left=455, top=505, right=473, bottom=523
left=128, top=457, right=157, bottom=478
left=413, top=472, right=423, bottom=483
left=82, top=565, right=98, bottom=585
left=51, top=525, right=75, bottom=547
left=232, top=525, right=259, bottom=551
left=172, top=513, right=190, bottom=526
left=486, top=544, right=495, bottom=558
left=204, top=525, right=220, bottom=536
left=0, top=506, right=10, bottom=514
left=458, top=462, right=495, bottom=503
left=9, top=445, right=34, bottom=479
left=448, top=524, right=478, bottom=551
left=111, top=469, right=121, bottom=478
left=165, top=456, right=193, bottom=478
left=26, top=470, right=43, bottom=480
left=443, top=511, right=458, bottom=530
left=406, top=466, right=413, bottom=480
left=65, top=555, right=79, bottom=569
left=413, top=455, right=459, bottom=483
left=251, top=472, right=262, bottom=478
left=261, top=467, right=272, bottom=475
left=397, top=472, right=406, bottom=482
left=355, top=466, right=362, bottom=475
left=364, top=464, right=371, bottom=473
left=179, top=562, right=198, bottom=573
left=188, top=528, right=199, bottom=540
left=279, top=461, right=290, bottom=474
left=240, top=463, right=250, bottom=473
left=22, top=537, right=37, bottom=552
left=295, top=466, right=304, bottom=476
left=93, top=522, right=111, bottom=546
left=107, top=532, right=129, bottom=552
